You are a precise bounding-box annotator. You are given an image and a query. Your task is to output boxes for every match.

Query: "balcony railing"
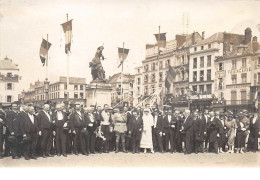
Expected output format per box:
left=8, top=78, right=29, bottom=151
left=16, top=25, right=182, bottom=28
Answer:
left=0, top=74, right=19, bottom=81
left=212, top=100, right=253, bottom=106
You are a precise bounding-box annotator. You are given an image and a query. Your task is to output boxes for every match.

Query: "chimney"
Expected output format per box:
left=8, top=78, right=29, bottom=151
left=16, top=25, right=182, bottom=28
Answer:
left=202, top=31, right=205, bottom=40
left=243, top=27, right=252, bottom=45
left=192, top=32, right=195, bottom=44
left=253, top=36, right=257, bottom=42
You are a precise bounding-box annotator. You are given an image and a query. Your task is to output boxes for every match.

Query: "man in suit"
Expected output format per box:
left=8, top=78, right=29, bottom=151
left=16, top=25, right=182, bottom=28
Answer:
left=52, top=104, right=68, bottom=157
left=163, top=109, right=177, bottom=153
left=37, top=104, right=54, bottom=158
left=193, top=111, right=205, bottom=153
left=181, top=109, right=194, bottom=154
left=129, top=109, right=143, bottom=154
left=175, top=110, right=184, bottom=152
left=70, top=104, right=87, bottom=155
left=208, top=111, right=220, bottom=154
left=101, top=104, right=112, bottom=153
left=84, top=106, right=98, bottom=154
left=123, top=106, right=132, bottom=152
left=20, top=105, right=39, bottom=160
left=4, top=104, right=20, bottom=159
left=152, top=109, right=164, bottom=153
left=0, top=107, right=5, bottom=159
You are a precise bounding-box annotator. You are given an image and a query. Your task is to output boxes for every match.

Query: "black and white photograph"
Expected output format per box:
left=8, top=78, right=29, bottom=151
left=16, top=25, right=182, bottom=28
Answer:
left=0, top=0, right=260, bottom=169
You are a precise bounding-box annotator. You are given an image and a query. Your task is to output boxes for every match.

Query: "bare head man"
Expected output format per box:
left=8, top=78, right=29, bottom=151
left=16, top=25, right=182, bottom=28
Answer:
left=28, top=105, right=35, bottom=115
left=43, top=104, right=50, bottom=111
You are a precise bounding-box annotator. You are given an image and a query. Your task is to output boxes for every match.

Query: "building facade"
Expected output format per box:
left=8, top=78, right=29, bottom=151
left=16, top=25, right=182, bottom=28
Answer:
left=0, top=56, right=21, bottom=105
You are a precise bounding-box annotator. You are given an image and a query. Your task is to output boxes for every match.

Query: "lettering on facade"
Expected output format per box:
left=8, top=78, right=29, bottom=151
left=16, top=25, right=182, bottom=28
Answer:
left=226, top=83, right=250, bottom=89
left=215, top=70, right=226, bottom=78
left=228, top=67, right=251, bottom=74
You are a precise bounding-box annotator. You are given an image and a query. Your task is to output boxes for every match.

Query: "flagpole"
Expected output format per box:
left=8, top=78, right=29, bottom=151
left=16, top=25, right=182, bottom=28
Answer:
left=66, top=13, right=70, bottom=103
left=157, top=26, right=161, bottom=108
left=45, top=34, right=49, bottom=101
left=121, top=42, right=124, bottom=106
left=46, top=34, right=49, bottom=81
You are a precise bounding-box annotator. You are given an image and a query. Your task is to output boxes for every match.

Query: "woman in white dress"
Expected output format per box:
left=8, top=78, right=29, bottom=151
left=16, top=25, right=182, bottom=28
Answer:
left=140, top=108, right=154, bottom=153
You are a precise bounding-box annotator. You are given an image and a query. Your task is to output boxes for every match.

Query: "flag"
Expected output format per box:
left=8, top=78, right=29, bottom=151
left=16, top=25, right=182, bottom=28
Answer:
left=39, top=39, right=52, bottom=66
left=118, top=47, right=129, bottom=68
left=165, top=65, right=176, bottom=90
left=154, top=33, right=166, bottom=49
left=61, top=20, right=73, bottom=54
left=255, top=88, right=259, bottom=109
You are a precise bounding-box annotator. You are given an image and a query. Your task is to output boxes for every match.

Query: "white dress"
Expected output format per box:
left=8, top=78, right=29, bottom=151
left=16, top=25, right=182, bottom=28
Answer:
left=140, top=113, right=154, bottom=149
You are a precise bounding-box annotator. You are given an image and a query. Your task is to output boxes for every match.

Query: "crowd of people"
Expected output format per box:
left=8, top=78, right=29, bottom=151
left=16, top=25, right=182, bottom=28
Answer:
left=0, top=102, right=259, bottom=160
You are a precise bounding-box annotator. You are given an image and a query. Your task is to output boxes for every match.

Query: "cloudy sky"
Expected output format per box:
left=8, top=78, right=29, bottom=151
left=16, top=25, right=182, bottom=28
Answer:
left=0, top=0, right=260, bottom=92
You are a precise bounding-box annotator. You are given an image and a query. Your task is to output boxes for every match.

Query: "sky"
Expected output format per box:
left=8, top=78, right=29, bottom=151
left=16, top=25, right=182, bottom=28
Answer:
left=0, top=0, right=260, bottom=92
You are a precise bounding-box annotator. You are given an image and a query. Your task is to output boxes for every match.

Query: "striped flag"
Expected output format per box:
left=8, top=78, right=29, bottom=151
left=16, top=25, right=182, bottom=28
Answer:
left=118, top=47, right=129, bottom=68
left=39, top=39, right=52, bottom=66
left=255, top=88, right=259, bottom=110
left=61, top=20, right=73, bottom=54
left=154, top=33, right=166, bottom=52
left=165, top=65, right=176, bottom=90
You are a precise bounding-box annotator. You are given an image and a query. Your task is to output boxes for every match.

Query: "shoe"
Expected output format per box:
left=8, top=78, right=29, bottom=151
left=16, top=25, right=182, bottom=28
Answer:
left=144, top=149, right=147, bottom=154
left=31, top=156, right=37, bottom=160
left=74, top=152, right=79, bottom=155
left=42, top=155, right=47, bottom=158
left=63, top=154, right=67, bottom=157
left=240, top=150, right=244, bottom=154
left=151, top=149, right=154, bottom=154
left=132, top=151, right=135, bottom=154
left=24, top=156, right=30, bottom=160
left=219, top=150, right=224, bottom=153
left=104, top=151, right=109, bottom=153
left=115, top=150, right=119, bottom=153
left=47, top=154, right=54, bottom=157
left=12, top=156, right=19, bottom=159
left=57, top=154, right=61, bottom=156
left=82, top=153, right=88, bottom=156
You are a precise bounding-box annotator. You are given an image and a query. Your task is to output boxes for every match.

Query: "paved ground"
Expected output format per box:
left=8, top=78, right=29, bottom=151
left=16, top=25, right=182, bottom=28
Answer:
left=1, top=152, right=260, bottom=168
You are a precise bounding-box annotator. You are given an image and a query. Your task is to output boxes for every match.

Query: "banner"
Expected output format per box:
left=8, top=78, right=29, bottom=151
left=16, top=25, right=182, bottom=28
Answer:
left=118, top=47, right=129, bottom=68
left=39, top=39, right=52, bottom=66
left=154, top=33, right=166, bottom=49
left=61, top=20, right=73, bottom=54
left=165, top=65, right=176, bottom=90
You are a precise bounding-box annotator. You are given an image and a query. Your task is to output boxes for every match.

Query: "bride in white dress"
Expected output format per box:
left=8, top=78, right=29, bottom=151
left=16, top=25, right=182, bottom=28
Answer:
left=140, top=108, right=154, bottom=153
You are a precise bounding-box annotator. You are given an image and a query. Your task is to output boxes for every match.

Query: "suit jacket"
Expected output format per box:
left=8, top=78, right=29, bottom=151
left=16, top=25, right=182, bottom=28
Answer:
left=128, top=116, right=143, bottom=133
left=20, top=113, right=39, bottom=135
left=153, top=115, right=164, bottom=133
left=52, top=111, right=68, bottom=127
left=37, top=110, right=53, bottom=131
left=208, top=117, right=220, bottom=143
left=183, top=115, right=193, bottom=134
left=70, top=111, right=85, bottom=131
left=5, top=110, right=19, bottom=134
left=84, top=112, right=98, bottom=131
left=163, top=114, right=177, bottom=132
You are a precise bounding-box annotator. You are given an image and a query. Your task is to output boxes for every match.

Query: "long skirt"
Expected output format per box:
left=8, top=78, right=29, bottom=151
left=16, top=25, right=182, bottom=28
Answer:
left=140, top=128, right=153, bottom=149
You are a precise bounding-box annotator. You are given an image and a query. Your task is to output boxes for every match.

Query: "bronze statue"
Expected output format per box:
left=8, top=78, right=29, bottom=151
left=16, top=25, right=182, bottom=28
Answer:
left=89, top=46, right=106, bottom=82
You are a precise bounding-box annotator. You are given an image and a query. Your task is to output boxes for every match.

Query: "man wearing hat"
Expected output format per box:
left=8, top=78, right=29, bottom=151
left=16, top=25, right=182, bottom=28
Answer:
left=181, top=109, right=194, bottom=154
left=4, top=104, right=20, bottom=159
left=20, top=105, right=39, bottom=160
left=101, top=104, right=112, bottom=153
left=128, top=109, right=143, bottom=153
left=163, top=109, right=177, bottom=153
left=152, top=108, right=164, bottom=153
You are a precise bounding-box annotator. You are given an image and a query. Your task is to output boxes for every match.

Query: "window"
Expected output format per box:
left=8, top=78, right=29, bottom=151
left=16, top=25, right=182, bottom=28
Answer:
left=151, top=86, right=155, bottom=93
left=206, top=84, right=212, bottom=94
left=64, top=92, right=67, bottom=99
left=200, top=70, right=204, bottom=81
left=232, top=60, right=237, bottom=69
left=258, top=57, right=260, bottom=65
left=80, top=92, right=84, bottom=99
left=192, top=86, right=197, bottom=93
left=232, top=75, right=237, bottom=84
left=144, top=75, right=148, bottom=83
left=181, top=70, right=185, bottom=80
left=7, top=96, right=12, bottom=102
left=137, top=78, right=140, bottom=85
left=200, top=56, right=204, bottom=68
left=152, top=63, right=156, bottom=71
left=207, top=70, right=211, bottom=81
left=151, top=74, right=155, bottom=83
left=208, top=44, right=211, bottom=49
left=241, top=73, right=247, bottom=83
left=144, top=64, right=149, bottom=72
left=193, top=58, right=197, bottom=68
left=258, top=73, right=260, bottom=83
left=74, top=85, right=78, bottom=90
left=144, top=86, right=148, bottom=96
left=193, top=71, right=197, bottom=82
left=207, top=55, right=211, bottom=67
left=201, top=46, right=204, bottom=50
left=166, top=59, right=170, bottom=67
left=74, top=92, right=78, bottom=99
left=194, top=47, right=197, bottom=52
left=80, top=85, right=83, bottom=90
left=219, top=63, right=224, bottom=71
left=219, top=78, right=223, bottom=90
left=7, top=83, right=12, bottom=90
left=231, top=91, right=237, bottom=105
left=199, top=85, right=204, bottom=94
left=181, top=88, right=184, bottom=95
left=65, top=84, right=67, bottom=90
left=138, top=69, right=140, bottom=74
left=242, top=58, right=246, bottom=67
left=7, top=73, right=12, bottom=77
left=159, top=72, right=163, bottom=82
left=159, top=61, right=163, bottom=69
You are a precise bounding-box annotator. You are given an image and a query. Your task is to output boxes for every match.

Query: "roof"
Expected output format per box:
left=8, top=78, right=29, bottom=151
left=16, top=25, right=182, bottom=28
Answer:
left=0, top=56, right=19, bottom=70
left=107, top=73, right=134, bottom=84
left=195, top=32, right=224, bottom=46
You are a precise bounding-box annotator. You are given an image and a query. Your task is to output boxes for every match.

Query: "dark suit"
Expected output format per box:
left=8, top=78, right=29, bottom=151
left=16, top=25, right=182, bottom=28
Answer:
left=37, top=110, right=53, bottom=156
left=217, top=119, right=227, bottom=150
left=183, top=115, right=194, bottom=154
left=152, top=115, right=164, bottom=152
left=85, top=113, right=98, bottom=153
left=193, top=117, right=205, bottom=153
left=163, top=114, right=177, bottom=152
left=70, top=111, right=86, bottom=154
left=248, top=116, right=260, bottom=152
left=52, top=111, right=68, bottom=155
left=20, top=113, right=39, bottom=158
left=175, top=116, right=184, bottom=152
left=129, top=115, right=143, bottom=153
left=208, top=117, right=220, bottom=153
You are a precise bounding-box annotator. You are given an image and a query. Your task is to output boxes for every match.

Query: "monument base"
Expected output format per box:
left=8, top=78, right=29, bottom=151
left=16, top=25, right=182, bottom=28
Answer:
left=86, top=82, right=112, bottom=107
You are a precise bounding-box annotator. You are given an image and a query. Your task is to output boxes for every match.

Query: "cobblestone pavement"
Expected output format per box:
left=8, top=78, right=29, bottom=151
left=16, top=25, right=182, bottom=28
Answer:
left=1, top=152, right=260, bottom=168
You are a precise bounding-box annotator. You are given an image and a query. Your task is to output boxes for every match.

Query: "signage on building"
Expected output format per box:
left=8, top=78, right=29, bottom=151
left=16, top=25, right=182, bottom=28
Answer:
left=228, top=67, right=251, bottom=74
left=189, top=94, right=213, bottom=100
left=215, top=70, right=226, bottom=78
left=226, top=83, right=250, bottom=89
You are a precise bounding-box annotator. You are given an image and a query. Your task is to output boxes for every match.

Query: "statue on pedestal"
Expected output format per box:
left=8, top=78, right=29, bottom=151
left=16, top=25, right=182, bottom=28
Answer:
left=89, top=46, right=106, bottom=82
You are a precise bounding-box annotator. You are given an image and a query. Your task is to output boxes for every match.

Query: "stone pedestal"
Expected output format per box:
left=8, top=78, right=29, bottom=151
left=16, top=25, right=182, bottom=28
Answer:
left=86, top=82, right=112, bottom=107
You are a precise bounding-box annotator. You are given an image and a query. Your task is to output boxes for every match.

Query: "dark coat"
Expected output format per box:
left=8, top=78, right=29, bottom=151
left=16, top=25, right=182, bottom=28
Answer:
left=52, top=111, right=68, bottom=127
left=208, top=117, right=220, bottom=143
left=128, top=116, right=143, bottom=133
left=37, top=110, right=53, bottom=131
left=193, top=117, right=205, bottom=141
left=153, top=115, right=164, bottom=133
left=163, top=114, right=177, bottom=132
left=69, top=111, right=85, bottom=131
left=84, top=113, right=98, bottom=131
left=20, top=113, right=39, bottom=135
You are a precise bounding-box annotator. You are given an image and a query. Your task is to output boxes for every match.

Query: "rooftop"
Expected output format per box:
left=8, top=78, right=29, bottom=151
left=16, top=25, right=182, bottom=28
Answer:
left=0, top=56, right=19, bottom=70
